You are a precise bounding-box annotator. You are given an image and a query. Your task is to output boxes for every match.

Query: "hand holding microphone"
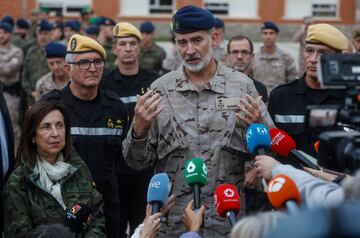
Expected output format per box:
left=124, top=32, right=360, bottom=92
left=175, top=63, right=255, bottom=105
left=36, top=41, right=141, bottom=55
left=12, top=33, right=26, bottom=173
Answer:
left=266, top=174, right=301, bottom=214
left=182, top=200, right=206, bottom=233
left=214, top=184, right=241, bottom=227
left=147, top=173, right=171, bottom=214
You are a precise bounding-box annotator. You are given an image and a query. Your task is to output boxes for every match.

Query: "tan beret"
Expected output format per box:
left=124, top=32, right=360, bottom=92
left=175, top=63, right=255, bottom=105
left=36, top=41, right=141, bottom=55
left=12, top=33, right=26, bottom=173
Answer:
left=306, top=23, right=347, bottom=50
left=112, top=22, right=142, bottom=40
left=67, top=34, right=106, bottom=60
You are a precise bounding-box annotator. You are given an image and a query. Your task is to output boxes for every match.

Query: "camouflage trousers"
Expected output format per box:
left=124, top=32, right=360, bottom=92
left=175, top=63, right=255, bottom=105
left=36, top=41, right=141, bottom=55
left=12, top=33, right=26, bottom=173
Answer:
left=3, top=92, right=21, bottom=147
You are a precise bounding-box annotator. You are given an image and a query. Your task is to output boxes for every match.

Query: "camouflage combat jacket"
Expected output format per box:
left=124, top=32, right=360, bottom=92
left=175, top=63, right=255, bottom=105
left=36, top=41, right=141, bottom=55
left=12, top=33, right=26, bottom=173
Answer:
left=3, top=152, right=106, bottom=238
left=139, top=43, right=166, bottom=73
left=123, top=63, right=274, bottom=237
left=0, top=44, right=23, bottom=86
left=252, top=46, right=297, bottom=93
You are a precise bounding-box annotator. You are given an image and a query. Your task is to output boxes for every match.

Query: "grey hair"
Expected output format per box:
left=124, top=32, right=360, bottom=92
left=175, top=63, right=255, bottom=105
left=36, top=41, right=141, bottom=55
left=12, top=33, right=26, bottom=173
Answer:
left=230, top=211, right=287, bottom=238
left=65, top=53, right=74, bottom=63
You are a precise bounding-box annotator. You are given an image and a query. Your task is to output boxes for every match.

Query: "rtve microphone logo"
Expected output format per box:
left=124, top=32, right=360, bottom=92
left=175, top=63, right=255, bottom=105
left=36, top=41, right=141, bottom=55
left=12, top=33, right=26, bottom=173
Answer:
left=149, top=181, right=161, bottom=189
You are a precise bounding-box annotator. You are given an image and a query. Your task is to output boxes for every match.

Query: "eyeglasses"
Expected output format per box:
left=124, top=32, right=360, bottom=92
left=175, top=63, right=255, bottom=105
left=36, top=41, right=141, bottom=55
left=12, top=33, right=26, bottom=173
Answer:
left=229, top=50, right=252, bottom=57
left=68, top=58, right=104, bottom=70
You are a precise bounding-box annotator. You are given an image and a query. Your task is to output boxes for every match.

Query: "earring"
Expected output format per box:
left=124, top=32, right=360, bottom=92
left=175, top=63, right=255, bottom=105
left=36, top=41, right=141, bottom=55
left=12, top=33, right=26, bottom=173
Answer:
left=32, top=139, right=35, bottom=144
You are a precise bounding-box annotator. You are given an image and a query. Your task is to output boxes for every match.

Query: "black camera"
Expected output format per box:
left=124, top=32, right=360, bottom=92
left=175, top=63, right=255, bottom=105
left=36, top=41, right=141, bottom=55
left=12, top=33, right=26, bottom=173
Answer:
left=318, top=131, right=360, bottom=173
left=314, top=54, right=360, bottom=173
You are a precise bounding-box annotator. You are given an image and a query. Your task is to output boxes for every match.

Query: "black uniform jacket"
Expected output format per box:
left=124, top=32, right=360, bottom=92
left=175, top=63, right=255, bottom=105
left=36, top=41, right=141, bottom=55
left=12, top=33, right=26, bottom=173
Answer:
left=101, top=67, right=159, bottom=174
left=42, top=84, right=129, bottom=205
left=268, top=75, right=345, bottom=158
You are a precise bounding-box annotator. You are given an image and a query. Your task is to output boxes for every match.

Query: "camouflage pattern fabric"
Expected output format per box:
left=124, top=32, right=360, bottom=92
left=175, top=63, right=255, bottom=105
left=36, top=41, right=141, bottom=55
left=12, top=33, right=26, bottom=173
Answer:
left=34, top=72, right=66, bottom=101
left=123, top=63, right=274, bottom=237
left=139, top=43, right=166, bottom=73
left=3, top=152, right=106, bottom=238
left=252, top=46, right=298, bottom=93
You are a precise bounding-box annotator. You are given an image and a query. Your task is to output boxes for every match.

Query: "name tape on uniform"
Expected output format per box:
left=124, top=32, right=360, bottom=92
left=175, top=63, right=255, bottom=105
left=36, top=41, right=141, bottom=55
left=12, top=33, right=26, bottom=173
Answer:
left=215, top=97, right=240, bottom=110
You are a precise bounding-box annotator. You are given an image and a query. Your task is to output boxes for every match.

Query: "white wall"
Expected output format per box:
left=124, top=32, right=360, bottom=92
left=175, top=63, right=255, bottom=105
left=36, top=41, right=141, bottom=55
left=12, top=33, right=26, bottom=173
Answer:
left=120, top=0, right=150, bottom=16
left=228, top=0, right=258, bottom=18
left=38, top=0, right=91, bottom=7
left=284, top=0, right=312, bottom=19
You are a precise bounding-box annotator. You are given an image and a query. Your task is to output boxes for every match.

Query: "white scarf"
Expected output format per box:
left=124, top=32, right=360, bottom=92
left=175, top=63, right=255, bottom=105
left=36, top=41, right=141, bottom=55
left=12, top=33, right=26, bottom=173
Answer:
left=35, top=153, right=71, bottom=209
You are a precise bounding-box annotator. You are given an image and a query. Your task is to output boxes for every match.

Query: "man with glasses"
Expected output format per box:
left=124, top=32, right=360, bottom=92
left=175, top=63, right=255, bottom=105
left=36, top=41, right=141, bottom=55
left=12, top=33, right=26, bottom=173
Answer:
left=42, top=34, right=129, bottom=238
left=227, top=35, right=267, bottom=103
left=101, top=22, right=159, bottom=237
left=268, top=23, right=347, bottom=158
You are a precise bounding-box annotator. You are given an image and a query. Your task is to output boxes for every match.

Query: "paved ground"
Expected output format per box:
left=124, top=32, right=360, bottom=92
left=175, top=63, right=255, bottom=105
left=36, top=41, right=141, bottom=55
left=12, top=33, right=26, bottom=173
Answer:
left=158, top=41, right=301, bottom=71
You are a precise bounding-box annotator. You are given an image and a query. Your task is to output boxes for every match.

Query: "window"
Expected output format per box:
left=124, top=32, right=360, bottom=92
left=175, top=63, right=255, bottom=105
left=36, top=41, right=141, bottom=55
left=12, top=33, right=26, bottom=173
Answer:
left=205, top=1, right=229, bottom=15
left=38, top=0, right=91, bottom=16
left=312, top=0, right=338, bottom=18
left=149, top=0, right=173, bottom=14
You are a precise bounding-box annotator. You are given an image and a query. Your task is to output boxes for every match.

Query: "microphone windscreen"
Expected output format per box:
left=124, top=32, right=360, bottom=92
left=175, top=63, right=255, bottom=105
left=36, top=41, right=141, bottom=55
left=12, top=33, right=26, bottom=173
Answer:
left=147, top=173, right=170, bottom=206
left=269, top=128, right=296, bottom=157
left=246, top=123, right=271, bottom=154
left=214, top=184, right=240, bottom=218
left=183, top=158, right=208, bottom=187
left=266, top=175, right=301, bottom=210
left=64, top=203, right=92, bottom=234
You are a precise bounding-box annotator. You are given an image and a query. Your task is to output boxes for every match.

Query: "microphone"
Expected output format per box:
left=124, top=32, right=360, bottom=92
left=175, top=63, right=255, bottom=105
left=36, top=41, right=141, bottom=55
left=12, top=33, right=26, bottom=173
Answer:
left=147, top=173, right=171, bottom=215
left=214, top=184, right=240, bottom=227
left=266, top=174, right=301, bottom=214
left=269, top=128, right=320, bottom=170
left=246, top=123, right=271, bottom=155
left=64, top=203, right=93, bottom=234
left=183, top=158, right=208, bottom=210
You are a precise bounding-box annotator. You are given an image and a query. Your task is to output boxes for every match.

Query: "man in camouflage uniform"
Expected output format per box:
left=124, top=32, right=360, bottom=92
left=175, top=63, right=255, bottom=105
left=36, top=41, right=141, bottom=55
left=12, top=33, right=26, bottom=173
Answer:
left=34, top=42, right=69, bottom=101
left=252, top=21, right=297, bottom=93
left=139, top=21, right=166, bottom=74
left=213, top=17, right=228, bottom=63
left=21, top=20, right=51, bottom=109
left=97, top=17, right=116, bottom=73
left=0, top=22, right=23, bottom=143
left=123, top=6, right=274, bottom=238
left=12, top=19, right=30, bottom=50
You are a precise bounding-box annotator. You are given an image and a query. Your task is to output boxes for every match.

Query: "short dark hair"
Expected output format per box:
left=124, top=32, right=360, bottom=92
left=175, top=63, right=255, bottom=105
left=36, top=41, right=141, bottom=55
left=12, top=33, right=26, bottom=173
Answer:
left=227, top=35, right=254, bottom=54
left=17, top=101, right=73, bottom=166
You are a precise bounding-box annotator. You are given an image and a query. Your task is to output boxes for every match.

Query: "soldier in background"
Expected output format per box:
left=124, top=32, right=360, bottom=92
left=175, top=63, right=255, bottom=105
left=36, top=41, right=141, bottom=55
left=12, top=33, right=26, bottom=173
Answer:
left=101, top=22, right=158, bottom=237
left=96, top=17, right=117, bottom=73
left=64, top=20, right=81, bottom=43
left=293, top=16, right=314, bottom=75
left=139, top=21, right=166, bottom=74
left=352, top=27, right=360, bottom=53
left=252, top=21, right=297, bottom=93
left=0, top=22, right=23, bottom=144
left=12, top=19, right=30, bottom=50
left=213, top=17, right=228, bottom=63
left=21, top=20, right=51, bottom=110
left=34, top=42, right=69, bottom=100
left=50, top=22, right=65, bottom=43
left=123, top=5, right=274, bottom=237
left=85, top=25, right=100, bottom=41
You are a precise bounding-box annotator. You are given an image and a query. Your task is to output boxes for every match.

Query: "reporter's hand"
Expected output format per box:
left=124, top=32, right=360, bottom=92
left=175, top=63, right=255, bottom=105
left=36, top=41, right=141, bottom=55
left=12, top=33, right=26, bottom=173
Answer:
left=140, top=211, right=162, bottom=238
left=303, top=167, right=338, bottom=182
left=133, top=89, right=164, bottom=138
left=182, top=200, right=206, bottom=232
left=254, top=155, right=281, bottom=180
left=244, top=167, right=258, bottom=188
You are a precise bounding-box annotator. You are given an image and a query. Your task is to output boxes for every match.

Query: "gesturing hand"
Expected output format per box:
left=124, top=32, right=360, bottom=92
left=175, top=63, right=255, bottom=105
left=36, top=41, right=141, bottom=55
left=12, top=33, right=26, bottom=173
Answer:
left=133, top=89, right=164, bottom=139
left=236, top=95, right=262, bottom=126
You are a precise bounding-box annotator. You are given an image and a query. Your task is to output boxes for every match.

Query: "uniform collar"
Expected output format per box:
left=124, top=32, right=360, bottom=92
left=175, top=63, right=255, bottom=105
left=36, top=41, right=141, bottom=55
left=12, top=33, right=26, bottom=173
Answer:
left=294, top=74, right=344, bottom=99
left=173, top=63, right=226, bottom=94
left=62, top=83, right=112, bottom=108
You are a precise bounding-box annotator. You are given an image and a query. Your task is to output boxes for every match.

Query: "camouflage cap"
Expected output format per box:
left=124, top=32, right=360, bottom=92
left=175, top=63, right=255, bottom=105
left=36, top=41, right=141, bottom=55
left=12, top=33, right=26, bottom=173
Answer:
left=67, top=34, right=106, bottom=60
